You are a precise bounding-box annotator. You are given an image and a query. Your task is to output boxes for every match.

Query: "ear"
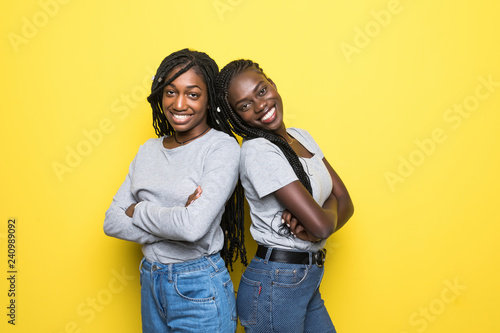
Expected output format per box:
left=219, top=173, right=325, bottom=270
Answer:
left=267, top=78, right=277, bottom=90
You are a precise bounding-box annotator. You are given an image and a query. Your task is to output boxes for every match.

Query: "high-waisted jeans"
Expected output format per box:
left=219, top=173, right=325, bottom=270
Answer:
left=140, top=253, right=237, bottom=332
left=236, top=247, right=336, bottom=333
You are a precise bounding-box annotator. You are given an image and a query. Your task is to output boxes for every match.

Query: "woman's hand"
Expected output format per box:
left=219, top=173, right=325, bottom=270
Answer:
left=282, top=210, right=321, bottom=242
left=185, top=186, right=202, bottom=207
left=125, top=186, right=202, bottom=218
left=125, top=203, right=137, bottom=217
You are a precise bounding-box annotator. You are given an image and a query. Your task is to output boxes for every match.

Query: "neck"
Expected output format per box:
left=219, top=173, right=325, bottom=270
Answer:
left=174, top=126, right=211, bottom=145
left=273, top=123, right=289, bottom=139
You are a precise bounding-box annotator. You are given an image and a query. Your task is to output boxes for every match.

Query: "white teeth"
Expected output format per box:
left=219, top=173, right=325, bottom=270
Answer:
left=173, top=114, right=191, bottom=120
left=261, top=107, right=275, bottom=121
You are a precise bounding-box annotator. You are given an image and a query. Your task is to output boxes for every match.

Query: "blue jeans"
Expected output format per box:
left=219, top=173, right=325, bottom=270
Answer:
left=140, top=253, right=237, bottom=332
left=236, top=248, right=336, bottom=333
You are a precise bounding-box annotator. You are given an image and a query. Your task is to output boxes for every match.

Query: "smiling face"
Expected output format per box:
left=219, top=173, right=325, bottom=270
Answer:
left=162, top=66, right=209, bottom=136
left=227, top=68, right=285, bottom=134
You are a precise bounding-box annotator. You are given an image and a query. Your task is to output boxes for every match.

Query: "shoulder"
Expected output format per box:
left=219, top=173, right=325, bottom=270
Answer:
left=136, top=137, right=163, bottom=153
left=143, top=136, right=164, bottom=146
left=205, top=129, right=240, bottom=156
left=240, top=137, right=288, bottom=172
left=288, top=127, right=314, bottom=142
left=208, top=129, right=239, bottom=145
left=241, top=137, right=278, bottom=156
left=289, top=127, right=323, bottom=155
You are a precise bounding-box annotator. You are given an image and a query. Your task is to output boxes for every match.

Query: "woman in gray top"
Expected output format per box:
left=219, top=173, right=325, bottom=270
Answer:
left=216, top=60, right=354, bottom=332
left=104, top=49, right=246, bottom=333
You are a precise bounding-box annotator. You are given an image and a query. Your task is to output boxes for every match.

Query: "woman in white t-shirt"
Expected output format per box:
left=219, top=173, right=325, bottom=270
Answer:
left=216, top=59, right=354, bottom=333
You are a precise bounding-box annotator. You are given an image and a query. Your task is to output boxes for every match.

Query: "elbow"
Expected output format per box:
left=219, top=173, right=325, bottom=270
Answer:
left=313, top=224, right=336, bottom=240
left=347, top=198, right=355, bottom=218
left=103, top=220, right=115, bottom=237
left=310, top=216, right=336, bottom=240
left=103, top=213, right=121, bottom=238
left=341, top=201, right=355, bottom=225
left=335, top=197, right=355, bottom=230
left=348, top=204, right=355, bottom=221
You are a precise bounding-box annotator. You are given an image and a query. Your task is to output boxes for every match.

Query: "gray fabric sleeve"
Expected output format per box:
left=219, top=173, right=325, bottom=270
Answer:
left=103, top=155, right=162, bottom=244
left=131, top=141, right=240, bottom=242
left=291, top=128, right=325, bottom=159
left=243, top=140, right=298, bottom=199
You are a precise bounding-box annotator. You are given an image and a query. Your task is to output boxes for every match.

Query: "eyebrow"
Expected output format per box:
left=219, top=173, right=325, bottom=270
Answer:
left=234, top=80, right=265, bottom=106
left=167, top=83, right=203, bottom=90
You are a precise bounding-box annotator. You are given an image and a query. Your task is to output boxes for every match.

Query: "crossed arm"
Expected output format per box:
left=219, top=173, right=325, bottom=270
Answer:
left=277, top=157, right=354, bottom=241
left=104, top=140, right=238, bottom=244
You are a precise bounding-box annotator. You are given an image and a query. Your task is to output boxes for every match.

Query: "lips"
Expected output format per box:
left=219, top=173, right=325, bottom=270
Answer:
left=259, top=106, right=276, bottom=123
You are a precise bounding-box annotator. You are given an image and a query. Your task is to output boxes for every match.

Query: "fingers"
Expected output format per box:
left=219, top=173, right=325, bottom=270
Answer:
left=289, top=217, right=299, bottom=232
left=281, top=210, right=292, bottom=226
left=125, top=203, right=137, bottom=217
left=293, top=223, right=305, bottom=234
left=185, top=186, right=203, bottom=207
left=282, top=211, right=305, bottom=238
left=195, top=186, right=202, bottom=198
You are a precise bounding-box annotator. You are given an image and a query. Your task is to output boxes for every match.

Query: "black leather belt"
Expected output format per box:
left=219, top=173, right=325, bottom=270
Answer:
left=256, top=245, right=327, bottom=267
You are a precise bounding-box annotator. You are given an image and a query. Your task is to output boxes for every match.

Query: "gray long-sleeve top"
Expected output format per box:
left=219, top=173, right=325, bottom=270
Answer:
left=103, top=129, right=240, bottom=264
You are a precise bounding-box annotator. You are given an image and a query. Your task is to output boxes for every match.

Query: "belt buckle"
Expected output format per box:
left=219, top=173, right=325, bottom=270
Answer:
left=314, top=249, right=327, bottom=268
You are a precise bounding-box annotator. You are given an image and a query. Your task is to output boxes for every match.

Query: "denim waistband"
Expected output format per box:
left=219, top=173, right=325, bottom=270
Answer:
left=140, top=253, right=223, bottom=274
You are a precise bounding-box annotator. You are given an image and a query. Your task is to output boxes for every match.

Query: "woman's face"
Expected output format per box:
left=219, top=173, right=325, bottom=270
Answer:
left=227, top=69, right=284, bottom=133
left=162, top=67, right=209, bottom=134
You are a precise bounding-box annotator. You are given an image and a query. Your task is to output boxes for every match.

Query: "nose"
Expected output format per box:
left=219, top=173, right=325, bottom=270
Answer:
left=173, top=95, right=188, bottom=111
left=255, top=97, right=267, bottom=113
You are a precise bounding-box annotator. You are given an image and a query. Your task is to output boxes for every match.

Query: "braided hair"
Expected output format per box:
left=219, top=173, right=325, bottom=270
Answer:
left=216, top=60, right=313, bottom=235
left=147, top=49, right=247, bottom=269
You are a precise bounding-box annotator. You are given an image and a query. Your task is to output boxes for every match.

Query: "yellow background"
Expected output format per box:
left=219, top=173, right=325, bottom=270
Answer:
left=1, top=0, right=499, bottom=332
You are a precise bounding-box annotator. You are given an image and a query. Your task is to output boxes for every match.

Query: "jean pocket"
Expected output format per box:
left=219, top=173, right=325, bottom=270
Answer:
left=174, top=272, right=215, bottom=302
left=237, top=274, right=261, bottom=326
left=273, top=266, right=308, bottom=286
